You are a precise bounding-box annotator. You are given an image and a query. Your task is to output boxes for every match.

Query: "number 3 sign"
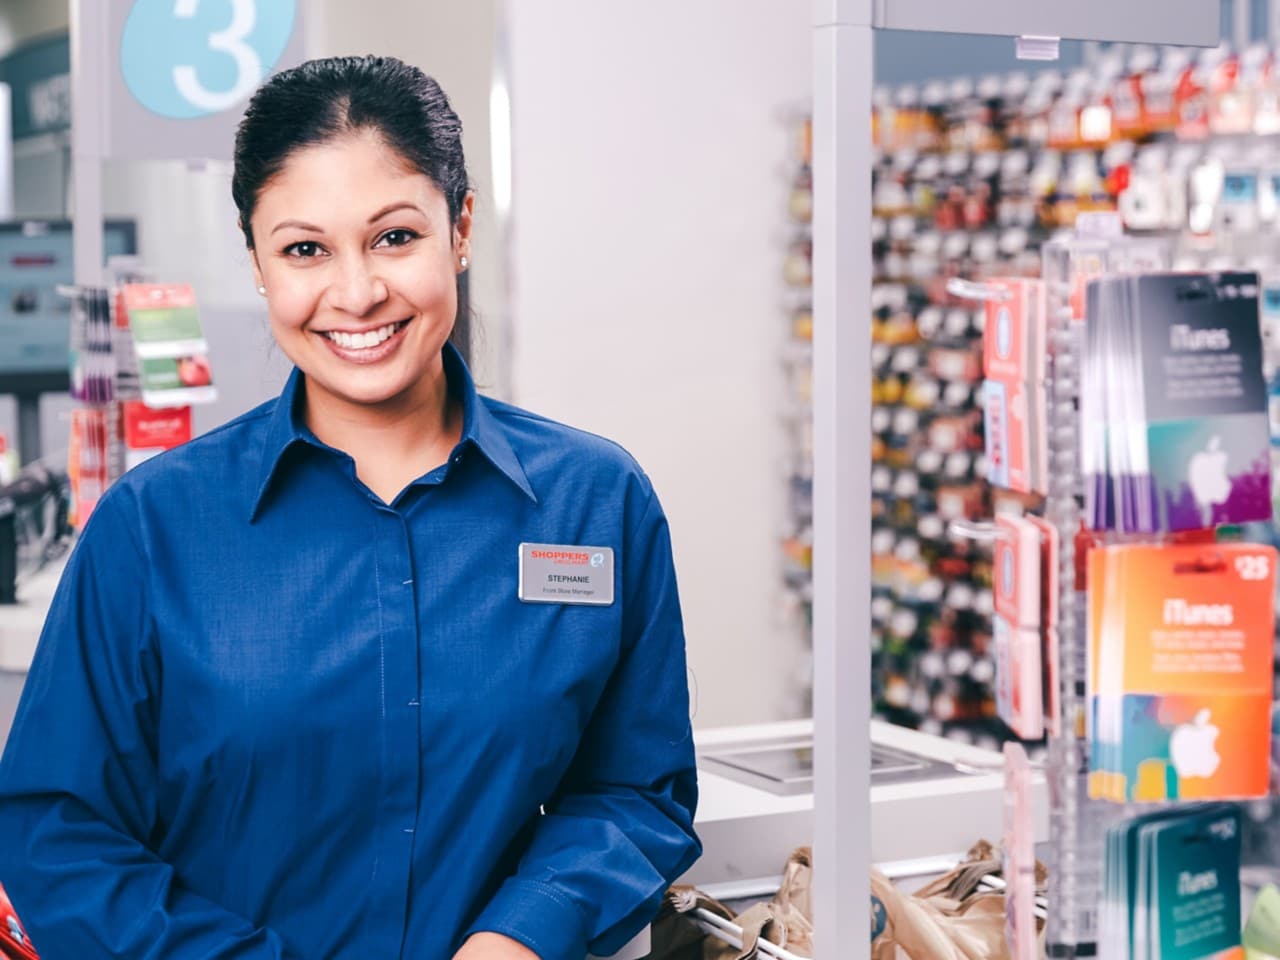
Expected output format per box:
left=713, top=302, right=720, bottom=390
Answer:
left=87, top=0, right=305, bottom=160
left=120, top=0, right=297, bottom=119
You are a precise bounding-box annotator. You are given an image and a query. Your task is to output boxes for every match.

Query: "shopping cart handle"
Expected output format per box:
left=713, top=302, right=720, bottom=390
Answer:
left=588, top=927, right=650, bottom=959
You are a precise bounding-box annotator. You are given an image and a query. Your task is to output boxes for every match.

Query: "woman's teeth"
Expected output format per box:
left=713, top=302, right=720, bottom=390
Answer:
left=323, top=321, right=405, bottom=349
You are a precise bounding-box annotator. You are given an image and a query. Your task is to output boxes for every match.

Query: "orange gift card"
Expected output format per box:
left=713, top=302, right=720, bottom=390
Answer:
left=1088, top=543, right=1276, bottom=803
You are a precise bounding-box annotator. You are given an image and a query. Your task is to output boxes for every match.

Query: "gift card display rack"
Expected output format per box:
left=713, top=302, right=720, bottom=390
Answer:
left=809, top=2, right=1217, bottom=956
left=1039, top=221, right=1171, bottom=956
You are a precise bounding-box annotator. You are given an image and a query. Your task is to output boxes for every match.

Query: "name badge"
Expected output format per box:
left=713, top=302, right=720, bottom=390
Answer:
left=518, top=542, right=615, bottom=605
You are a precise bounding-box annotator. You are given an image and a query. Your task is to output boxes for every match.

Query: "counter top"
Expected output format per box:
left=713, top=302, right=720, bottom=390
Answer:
left=686, top=718, right=1049, bottom=886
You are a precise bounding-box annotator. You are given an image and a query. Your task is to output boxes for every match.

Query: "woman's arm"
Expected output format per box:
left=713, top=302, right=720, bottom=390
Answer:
left=463, top=483, right=701, bottom=960
left=0, top=489, right=290, bottom=959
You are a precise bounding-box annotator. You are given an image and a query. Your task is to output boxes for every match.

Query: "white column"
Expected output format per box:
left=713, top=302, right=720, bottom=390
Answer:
left=812, top=0, right=872, bottom=956
left=70, top=0, right=106, bottom=286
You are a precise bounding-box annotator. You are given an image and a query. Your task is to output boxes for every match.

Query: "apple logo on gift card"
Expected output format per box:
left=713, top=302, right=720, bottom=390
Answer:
left=1189, top=436, right=1232, bottom=525
left=1170, top=708, right=1221, bottom=780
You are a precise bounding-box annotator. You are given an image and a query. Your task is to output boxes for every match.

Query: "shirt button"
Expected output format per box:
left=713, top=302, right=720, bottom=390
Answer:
left=451, top=453, right=463, bottom=465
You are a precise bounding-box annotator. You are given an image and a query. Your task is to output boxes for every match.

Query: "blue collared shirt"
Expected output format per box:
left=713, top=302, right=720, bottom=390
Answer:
left=0, top=344, right=700, bottom=960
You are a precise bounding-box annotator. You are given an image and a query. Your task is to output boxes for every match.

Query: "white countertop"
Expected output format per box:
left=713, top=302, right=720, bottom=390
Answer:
left=686, top=718, right=1049, bottom=886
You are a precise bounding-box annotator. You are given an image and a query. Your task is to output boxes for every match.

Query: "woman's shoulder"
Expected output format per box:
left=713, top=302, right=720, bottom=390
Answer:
left=480, top=395, right=653, bottom=493
left=111, top=398, right=278, bottom=500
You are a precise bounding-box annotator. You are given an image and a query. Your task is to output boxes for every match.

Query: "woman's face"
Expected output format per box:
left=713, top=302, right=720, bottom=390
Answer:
left=248, top=129, right=472, bottom=415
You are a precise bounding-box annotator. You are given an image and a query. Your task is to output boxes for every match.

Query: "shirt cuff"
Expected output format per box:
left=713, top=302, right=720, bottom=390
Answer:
left=465, top=877, right=590, bottom=960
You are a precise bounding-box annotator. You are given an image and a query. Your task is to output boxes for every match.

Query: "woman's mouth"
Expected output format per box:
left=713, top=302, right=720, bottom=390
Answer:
left=317, top=318, right=411, bottom=363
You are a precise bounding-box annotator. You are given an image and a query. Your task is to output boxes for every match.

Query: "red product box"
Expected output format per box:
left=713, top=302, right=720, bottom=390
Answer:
left=124, top=401, right=192, bottom=451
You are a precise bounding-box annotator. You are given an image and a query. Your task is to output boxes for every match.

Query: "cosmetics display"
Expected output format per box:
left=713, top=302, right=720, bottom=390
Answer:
left=785, top=111, right=1037, bottom=745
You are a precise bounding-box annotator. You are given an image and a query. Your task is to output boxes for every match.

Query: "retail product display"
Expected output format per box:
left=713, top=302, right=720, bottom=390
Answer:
left=980, top=212, right=1280, bottom=956
left=785, top=114, right=1021, bottom=743
left=781, top=114, right=815, bottom=721
left=1002, top=742, right=1039, bottom=960
left=64, top=275, right=211, bottom=526
left=992, top=515, right=1049, bottom=741
left=1087, top=542, right=1277, bottom=804
left=118, top=283, right=216, bottom=409
left=1084, top=272, right=1271, bottom=533
left=1102, top=804, right=1243, bottom=960
left=68, top=288, right=116, bottom=406
left=981, top=278, right=1048, bottom=497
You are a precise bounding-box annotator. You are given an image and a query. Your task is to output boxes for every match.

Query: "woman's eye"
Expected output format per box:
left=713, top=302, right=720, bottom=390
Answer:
left=376, top=229, right=419, bottom=248
left=284, top=241, right=323, bottom=259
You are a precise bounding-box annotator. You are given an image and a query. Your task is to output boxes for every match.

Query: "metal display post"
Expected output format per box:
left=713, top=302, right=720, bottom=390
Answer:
left=811, top=3, right=1217, bottom=958
left=70, top=0, right=106, bottom=288
left=811, top=1, right=873, bottom=955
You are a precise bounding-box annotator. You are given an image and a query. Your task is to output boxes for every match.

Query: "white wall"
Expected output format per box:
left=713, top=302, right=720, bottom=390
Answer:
left=506, top=1, right=812, bottom=727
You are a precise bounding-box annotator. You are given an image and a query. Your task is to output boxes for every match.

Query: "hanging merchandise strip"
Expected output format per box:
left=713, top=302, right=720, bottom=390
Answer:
left=1040, top=221, right=1167, bottom=956
left=60, top=276, right=215, bottom=527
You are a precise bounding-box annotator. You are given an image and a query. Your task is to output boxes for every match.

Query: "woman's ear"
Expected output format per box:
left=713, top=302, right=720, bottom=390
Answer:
left=454, top=191, right=475, bottom=267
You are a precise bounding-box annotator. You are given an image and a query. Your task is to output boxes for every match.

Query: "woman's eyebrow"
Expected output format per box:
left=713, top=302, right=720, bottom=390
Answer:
left=367, top=201, right=426, bottom=223
left=269, top=203, right=426, bottom=237
left=270, top=219, right=323, bottom=236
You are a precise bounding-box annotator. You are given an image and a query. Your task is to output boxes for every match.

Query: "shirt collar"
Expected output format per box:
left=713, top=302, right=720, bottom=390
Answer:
left=249, top=341, right=535, bottom=521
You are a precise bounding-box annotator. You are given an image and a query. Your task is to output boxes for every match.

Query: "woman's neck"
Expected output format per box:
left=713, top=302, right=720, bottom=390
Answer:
left=303, top=368, right=462, bottom=504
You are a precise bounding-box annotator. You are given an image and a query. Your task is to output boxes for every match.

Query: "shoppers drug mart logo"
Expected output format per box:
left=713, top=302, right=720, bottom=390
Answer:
left=120, top=0, right=297, bottom=119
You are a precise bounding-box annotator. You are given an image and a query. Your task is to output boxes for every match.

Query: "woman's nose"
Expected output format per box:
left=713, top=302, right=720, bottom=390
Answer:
left=327, top=256, right=389, bottom=316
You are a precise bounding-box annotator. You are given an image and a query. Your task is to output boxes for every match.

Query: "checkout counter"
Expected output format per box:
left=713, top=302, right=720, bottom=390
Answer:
left=0, top=551, right=1049, bottom=959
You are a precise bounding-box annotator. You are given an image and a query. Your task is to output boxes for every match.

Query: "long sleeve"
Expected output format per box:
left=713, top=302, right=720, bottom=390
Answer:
left=0, top=489, right=288, bottom=960
left=467, top=484, right=701, bottom=960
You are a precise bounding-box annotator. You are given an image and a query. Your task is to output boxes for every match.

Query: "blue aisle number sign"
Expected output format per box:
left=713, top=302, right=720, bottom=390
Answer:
left=120, top=0, right=297, bottom=120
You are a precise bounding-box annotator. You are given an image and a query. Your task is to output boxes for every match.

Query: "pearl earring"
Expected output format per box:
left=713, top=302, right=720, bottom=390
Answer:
left=460, top=256, right=469, bottom=270
left=257, top=285, right=266, bottom=296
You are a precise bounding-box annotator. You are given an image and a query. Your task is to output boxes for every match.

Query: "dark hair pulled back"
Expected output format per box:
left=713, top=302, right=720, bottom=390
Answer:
left=232, top=55, right=470, bottom=250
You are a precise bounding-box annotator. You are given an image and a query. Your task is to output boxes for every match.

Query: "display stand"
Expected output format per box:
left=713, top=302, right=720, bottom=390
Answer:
left=810, top=2, right=1216, bottom=956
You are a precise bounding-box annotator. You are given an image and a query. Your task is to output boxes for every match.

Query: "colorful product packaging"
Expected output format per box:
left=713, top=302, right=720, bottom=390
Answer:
left=1103, top=804, right=1242, bottom=960
left=119, top=283, right=218, bottom=409
left=991, top=513, right=1062, bottom=740
left=1088, top=542, right=1276, bottom=803
left=122, top=401, right=192, bottom=470
left=982, top=278, right=1048, bottom=496
left=1084, top=272, right=1272, bottom=533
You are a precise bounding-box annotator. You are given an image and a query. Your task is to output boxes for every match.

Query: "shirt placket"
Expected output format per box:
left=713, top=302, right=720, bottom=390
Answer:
left=367, top=503, right=422, bottom=956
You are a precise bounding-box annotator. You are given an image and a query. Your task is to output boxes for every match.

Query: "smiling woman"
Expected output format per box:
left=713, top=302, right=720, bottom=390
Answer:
left=231, top=58, right=475, bottom=503
left=0, top=56, right=700, bottom=960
